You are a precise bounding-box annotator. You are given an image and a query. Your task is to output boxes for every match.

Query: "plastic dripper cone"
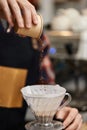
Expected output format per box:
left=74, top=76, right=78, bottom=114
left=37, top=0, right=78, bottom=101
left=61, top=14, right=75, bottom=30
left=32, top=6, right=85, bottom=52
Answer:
left=21, top=85, right=66, bottom=118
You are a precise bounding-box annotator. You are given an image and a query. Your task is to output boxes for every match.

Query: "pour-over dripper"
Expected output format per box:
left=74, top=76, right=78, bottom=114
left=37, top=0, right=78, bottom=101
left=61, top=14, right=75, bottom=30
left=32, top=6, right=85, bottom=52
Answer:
left=21, top=85, right=71, bottom=130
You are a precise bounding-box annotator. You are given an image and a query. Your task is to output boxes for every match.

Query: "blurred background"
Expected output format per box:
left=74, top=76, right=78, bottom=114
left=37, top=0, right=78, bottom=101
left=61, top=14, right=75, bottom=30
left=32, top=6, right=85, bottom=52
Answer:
left=26, top=0, right=87, bottom=127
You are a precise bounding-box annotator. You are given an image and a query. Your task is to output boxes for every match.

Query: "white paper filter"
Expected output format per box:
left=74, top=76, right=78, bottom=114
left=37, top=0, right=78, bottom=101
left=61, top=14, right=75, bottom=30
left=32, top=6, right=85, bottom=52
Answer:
left=21, top=85, right=66, bottom=117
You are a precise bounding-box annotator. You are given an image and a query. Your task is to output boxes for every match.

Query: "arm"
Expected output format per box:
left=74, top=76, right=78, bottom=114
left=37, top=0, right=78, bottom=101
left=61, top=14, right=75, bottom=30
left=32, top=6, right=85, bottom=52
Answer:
left=55, top=107, right=83, bottom=130
left=0, top=0, right=38, bottom=27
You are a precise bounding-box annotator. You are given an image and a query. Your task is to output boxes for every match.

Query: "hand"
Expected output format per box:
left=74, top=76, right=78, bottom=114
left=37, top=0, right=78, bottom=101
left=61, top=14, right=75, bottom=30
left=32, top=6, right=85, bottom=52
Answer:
left=55, top=107, right=83, bottom=130
left=0, top=0, right=38, bottom=28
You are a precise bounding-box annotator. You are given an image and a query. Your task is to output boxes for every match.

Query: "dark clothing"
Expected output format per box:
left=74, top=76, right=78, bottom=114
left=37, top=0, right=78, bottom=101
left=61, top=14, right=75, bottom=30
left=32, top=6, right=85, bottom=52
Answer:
left=0, top=23, right=40, bottom=130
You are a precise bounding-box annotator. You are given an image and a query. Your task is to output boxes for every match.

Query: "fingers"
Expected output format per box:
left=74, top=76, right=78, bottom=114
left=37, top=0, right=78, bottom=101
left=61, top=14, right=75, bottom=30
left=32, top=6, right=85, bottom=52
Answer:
left=66, top=114, right=82, bottom=130
left=22, top=5, right=32, bottom=28
left=17, top=0, right=38, bottom=28
left=0, top=0, right=38, bottom=28
left=8, top=0, right=24, bottom=28
left=76, top=120, right=83, bottom=130
left=30, top=5, right=38, bottom=24
left=0, top=0, right=14, bottom=26
left=56, top=107, right=69, bottom=120
left=55, top=107, right=83, bottom=130
left=56, top=107, right=72, bottom=120
left=63, top=108, right=78, bottom=128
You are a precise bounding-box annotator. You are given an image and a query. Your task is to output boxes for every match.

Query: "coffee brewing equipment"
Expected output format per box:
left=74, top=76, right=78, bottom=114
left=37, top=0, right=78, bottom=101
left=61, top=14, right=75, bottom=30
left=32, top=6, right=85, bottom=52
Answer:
left=21, top=84, right=71, bottom=130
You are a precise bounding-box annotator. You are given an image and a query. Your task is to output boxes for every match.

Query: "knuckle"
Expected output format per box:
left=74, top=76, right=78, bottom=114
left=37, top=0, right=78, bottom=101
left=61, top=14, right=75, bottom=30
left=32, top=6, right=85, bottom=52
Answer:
left=31, top=5, right=36, bottom=12
left=31, top=5, right=35, bottom=10
left=12, top=4, right=18, bottom=10
left=23, top=4, right=28, bottom=10
left=22, top=2, right=29, bottom=10
left=73, top=108, right=78, bottom=113
left=23, top=3, right=34, bottom=10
